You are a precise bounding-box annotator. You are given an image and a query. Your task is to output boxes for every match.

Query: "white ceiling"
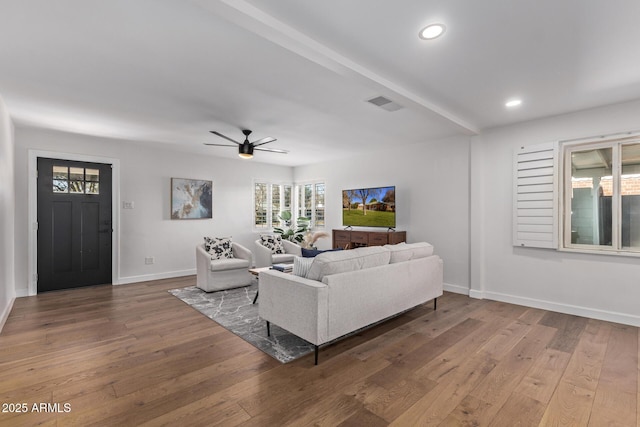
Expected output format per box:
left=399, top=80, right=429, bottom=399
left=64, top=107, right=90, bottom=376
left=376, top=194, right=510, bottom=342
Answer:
left=2, top=0, right=640, bottom=166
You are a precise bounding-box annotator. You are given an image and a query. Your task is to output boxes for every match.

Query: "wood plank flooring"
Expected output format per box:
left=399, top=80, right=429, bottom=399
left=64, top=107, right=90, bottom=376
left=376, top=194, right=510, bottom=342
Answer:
left=0, top=277, right=638, bottom=426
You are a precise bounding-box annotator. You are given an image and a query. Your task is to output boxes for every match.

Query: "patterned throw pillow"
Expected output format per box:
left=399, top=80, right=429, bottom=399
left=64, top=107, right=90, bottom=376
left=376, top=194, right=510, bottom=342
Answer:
left=204, top=236, right=234, bottom=260
left=259, top=234, right=285, bottom=254
left=293, top=256, right=314, bottom=278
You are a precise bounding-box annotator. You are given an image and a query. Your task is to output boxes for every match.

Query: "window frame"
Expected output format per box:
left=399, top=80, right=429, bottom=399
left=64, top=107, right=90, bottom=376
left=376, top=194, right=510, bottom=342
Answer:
left=253, top=181, right=269, bottom=230
left=252, top=180, right=295, bottom=231
left=294, top=180, right=326, bottom=229
left=314, top=182, right=325, bottom=228
left=560, top=136, right=640, bottom=256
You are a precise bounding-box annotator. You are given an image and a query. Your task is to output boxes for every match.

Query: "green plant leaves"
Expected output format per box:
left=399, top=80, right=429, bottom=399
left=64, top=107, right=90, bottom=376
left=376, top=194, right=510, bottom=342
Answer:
left=274, top=211, right=310, bottom=242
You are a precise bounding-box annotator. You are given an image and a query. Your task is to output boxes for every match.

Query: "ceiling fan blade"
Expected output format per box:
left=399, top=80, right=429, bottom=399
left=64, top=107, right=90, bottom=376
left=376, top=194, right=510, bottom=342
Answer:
left=204, top=143, right=236, bottom=147
left=252, top=137, right=277, bottom=147
left=210, top=131, right=241, bottom=145
left=254, top=147, right=288, bottom=154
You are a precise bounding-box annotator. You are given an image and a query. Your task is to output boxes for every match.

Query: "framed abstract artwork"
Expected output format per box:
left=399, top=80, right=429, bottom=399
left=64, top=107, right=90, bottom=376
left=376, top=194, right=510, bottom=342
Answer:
left=171, top=178, right=213, bottom=219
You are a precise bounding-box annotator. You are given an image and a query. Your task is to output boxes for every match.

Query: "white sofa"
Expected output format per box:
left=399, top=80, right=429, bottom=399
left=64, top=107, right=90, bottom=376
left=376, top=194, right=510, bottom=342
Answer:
left=254, top=239, right=302, bottom=268
left=258, top=242, right=443, bottom=364
left=196, top=242, right=253, bottom=292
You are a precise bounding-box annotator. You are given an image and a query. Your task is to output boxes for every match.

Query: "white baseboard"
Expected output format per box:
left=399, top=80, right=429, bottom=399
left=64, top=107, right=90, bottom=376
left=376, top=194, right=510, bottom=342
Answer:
left=117, top=269, right=196, bottom=285
left=469, top=289, right=484, bottom=299
left=0, top=297, right=16, bottom=333
left=477, top=290, right=640, bottom=327
left=12, top=270, right=196, bottom=297
left=443, top=282, right=469, bottom=295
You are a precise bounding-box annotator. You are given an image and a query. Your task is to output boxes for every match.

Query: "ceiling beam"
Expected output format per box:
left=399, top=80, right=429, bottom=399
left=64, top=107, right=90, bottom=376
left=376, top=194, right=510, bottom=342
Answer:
left=190, top=0, right=479, bottom=135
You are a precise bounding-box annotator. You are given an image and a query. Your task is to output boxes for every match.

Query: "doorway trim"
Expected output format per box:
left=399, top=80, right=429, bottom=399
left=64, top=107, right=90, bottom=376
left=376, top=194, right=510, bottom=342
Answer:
left=28, top=150, right=120, bottom=296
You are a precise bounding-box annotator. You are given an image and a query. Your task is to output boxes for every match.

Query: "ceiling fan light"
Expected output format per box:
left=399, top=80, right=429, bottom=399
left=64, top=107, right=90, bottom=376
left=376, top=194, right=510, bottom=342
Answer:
left=239, top=142, right=254, bottom=159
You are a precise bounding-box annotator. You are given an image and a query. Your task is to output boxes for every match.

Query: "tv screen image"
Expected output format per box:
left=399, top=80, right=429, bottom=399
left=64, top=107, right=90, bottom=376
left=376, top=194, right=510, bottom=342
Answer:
left=342, top=186, right=396, bottom=228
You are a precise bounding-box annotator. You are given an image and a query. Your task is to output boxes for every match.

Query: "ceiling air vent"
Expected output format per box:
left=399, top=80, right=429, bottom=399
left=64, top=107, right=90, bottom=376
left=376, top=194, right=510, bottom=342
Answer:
left=366, top=96, right=403, bottom=112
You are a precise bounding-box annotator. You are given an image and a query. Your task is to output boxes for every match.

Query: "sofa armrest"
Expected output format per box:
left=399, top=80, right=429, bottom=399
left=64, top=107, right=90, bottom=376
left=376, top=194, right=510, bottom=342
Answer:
left=254, top=240, right=273, bottom=268
left=195, top=244, right=211, bottom=286
left=258, top=270, right=328, bottom=345
left=282, top=240, right=302, bottom=256
left=232, top=242, right=252, bottom=263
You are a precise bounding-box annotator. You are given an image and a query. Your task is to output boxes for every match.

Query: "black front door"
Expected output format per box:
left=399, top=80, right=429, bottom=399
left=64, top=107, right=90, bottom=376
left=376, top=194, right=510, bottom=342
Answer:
left=37, top=158, right=112, bottom=292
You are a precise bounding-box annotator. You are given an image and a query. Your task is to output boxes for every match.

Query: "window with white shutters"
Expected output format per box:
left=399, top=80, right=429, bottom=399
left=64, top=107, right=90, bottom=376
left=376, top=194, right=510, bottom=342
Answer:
left=513, top=142, right=559, bottom=249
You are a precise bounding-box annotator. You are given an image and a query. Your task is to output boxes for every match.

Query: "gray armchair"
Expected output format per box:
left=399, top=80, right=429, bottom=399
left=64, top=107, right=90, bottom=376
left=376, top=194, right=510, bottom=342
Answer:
left=196, top=242, right=253, bottom=292
left=254, top=239, right=302, bottom=268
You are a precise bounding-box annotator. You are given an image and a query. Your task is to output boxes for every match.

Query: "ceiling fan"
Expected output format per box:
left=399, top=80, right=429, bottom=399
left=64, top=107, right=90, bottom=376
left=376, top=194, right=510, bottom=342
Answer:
left=205, top=129, right=288, bottom=159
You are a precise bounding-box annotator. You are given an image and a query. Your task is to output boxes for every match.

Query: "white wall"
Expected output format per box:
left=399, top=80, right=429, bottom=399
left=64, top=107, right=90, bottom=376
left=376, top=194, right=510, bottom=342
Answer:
left=294, top=135, right=472, bottom=292
left=472, top=99, right=640, bottom=326
left=12, top=98, right=640, bottom=327
left=0, top=95, right=16, bottom=331
left=13, top=126, right=292, bottom=295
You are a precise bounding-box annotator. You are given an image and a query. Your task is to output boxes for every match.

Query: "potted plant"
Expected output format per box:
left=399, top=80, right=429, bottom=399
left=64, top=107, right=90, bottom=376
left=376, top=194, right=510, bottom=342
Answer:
left=273, top=211, right=310, bottom=244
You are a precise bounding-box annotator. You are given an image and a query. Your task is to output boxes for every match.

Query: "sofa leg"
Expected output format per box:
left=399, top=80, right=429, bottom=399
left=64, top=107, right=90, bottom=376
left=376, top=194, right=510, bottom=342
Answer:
left=314, top=345, right=319, bottom=365
left=266, top=321, right=271, bottom=337
left=434, top=298, right=437, bottom=311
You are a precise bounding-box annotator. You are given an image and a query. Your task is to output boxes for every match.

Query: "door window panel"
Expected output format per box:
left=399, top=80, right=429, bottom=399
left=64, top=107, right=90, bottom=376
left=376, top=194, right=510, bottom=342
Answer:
left=86, top=182, right=100, bottom=194
left=53, top=166, right=69, bottom=193
left=86, top=168, right=99, bottom=182
left=53, top=166, right=100, bottom=195
left=70, top=181, right=85, bottom=194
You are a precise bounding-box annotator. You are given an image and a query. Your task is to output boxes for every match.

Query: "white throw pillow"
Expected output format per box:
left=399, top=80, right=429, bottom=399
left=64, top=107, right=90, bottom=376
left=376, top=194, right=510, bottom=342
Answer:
left=293, top=256, right=314, bottom=278
left=204, top=236, right=234, bottom=260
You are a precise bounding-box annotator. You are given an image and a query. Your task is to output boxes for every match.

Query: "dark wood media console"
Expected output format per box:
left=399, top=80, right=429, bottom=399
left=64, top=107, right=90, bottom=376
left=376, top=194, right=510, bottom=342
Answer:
left=332, top=229, right=406, bottom=249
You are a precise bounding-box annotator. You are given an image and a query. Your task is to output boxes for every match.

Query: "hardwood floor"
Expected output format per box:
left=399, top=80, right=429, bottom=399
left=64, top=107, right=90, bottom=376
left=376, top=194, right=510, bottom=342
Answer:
left=0, top=277, right=638, bottom=426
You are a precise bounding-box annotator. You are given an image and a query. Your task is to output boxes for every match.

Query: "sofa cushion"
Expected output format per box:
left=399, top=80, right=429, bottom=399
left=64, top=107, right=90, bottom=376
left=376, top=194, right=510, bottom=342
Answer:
left=293, top=256, right=314, bottom=277
left=260, top=234, right=285, bottom=254
left=306, top=246, right=391, bottom=282
left=301, top=247, right=343, bottom=258
left=385, top=242, right=434, bottom=263
left=209, top=257, right=250, bottom=271
left=204, top=236, right=234, bottom=260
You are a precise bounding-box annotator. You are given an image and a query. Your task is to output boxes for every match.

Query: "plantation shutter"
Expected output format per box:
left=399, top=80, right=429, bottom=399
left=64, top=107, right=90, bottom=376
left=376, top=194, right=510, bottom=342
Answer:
left=513, top=142, right=559, bottom=249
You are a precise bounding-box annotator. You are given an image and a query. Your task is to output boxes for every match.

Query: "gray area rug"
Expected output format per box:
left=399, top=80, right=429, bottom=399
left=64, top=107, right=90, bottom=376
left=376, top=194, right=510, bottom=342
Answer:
left=168, top=284, right=314, bottom=363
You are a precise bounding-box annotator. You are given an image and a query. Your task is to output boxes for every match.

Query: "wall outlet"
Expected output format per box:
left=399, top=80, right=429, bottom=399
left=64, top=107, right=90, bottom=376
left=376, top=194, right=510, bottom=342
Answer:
left=123, top=201, right=135, bottom=209
left=145, top=257, right=155, bottom=265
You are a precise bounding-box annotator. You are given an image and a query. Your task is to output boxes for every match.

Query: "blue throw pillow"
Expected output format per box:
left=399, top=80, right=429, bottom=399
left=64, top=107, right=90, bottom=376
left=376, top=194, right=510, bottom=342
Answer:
left=301, top=247, right=342, bottom=258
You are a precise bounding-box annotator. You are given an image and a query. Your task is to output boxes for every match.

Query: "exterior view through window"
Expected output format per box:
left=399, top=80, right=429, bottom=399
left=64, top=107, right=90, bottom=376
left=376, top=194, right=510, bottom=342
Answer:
left=565, top=140, right=640, bottom=252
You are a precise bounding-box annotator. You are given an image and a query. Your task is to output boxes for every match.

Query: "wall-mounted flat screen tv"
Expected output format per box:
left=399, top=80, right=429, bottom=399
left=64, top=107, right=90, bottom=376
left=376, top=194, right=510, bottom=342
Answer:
left=342, top=186, right=396, bottom=228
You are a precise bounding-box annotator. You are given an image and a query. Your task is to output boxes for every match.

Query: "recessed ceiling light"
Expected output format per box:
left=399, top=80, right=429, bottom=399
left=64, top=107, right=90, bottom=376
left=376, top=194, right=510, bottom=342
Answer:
left=505, top=99, right=522, bottom=108
left=419, top=23, right=446, bottom=40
